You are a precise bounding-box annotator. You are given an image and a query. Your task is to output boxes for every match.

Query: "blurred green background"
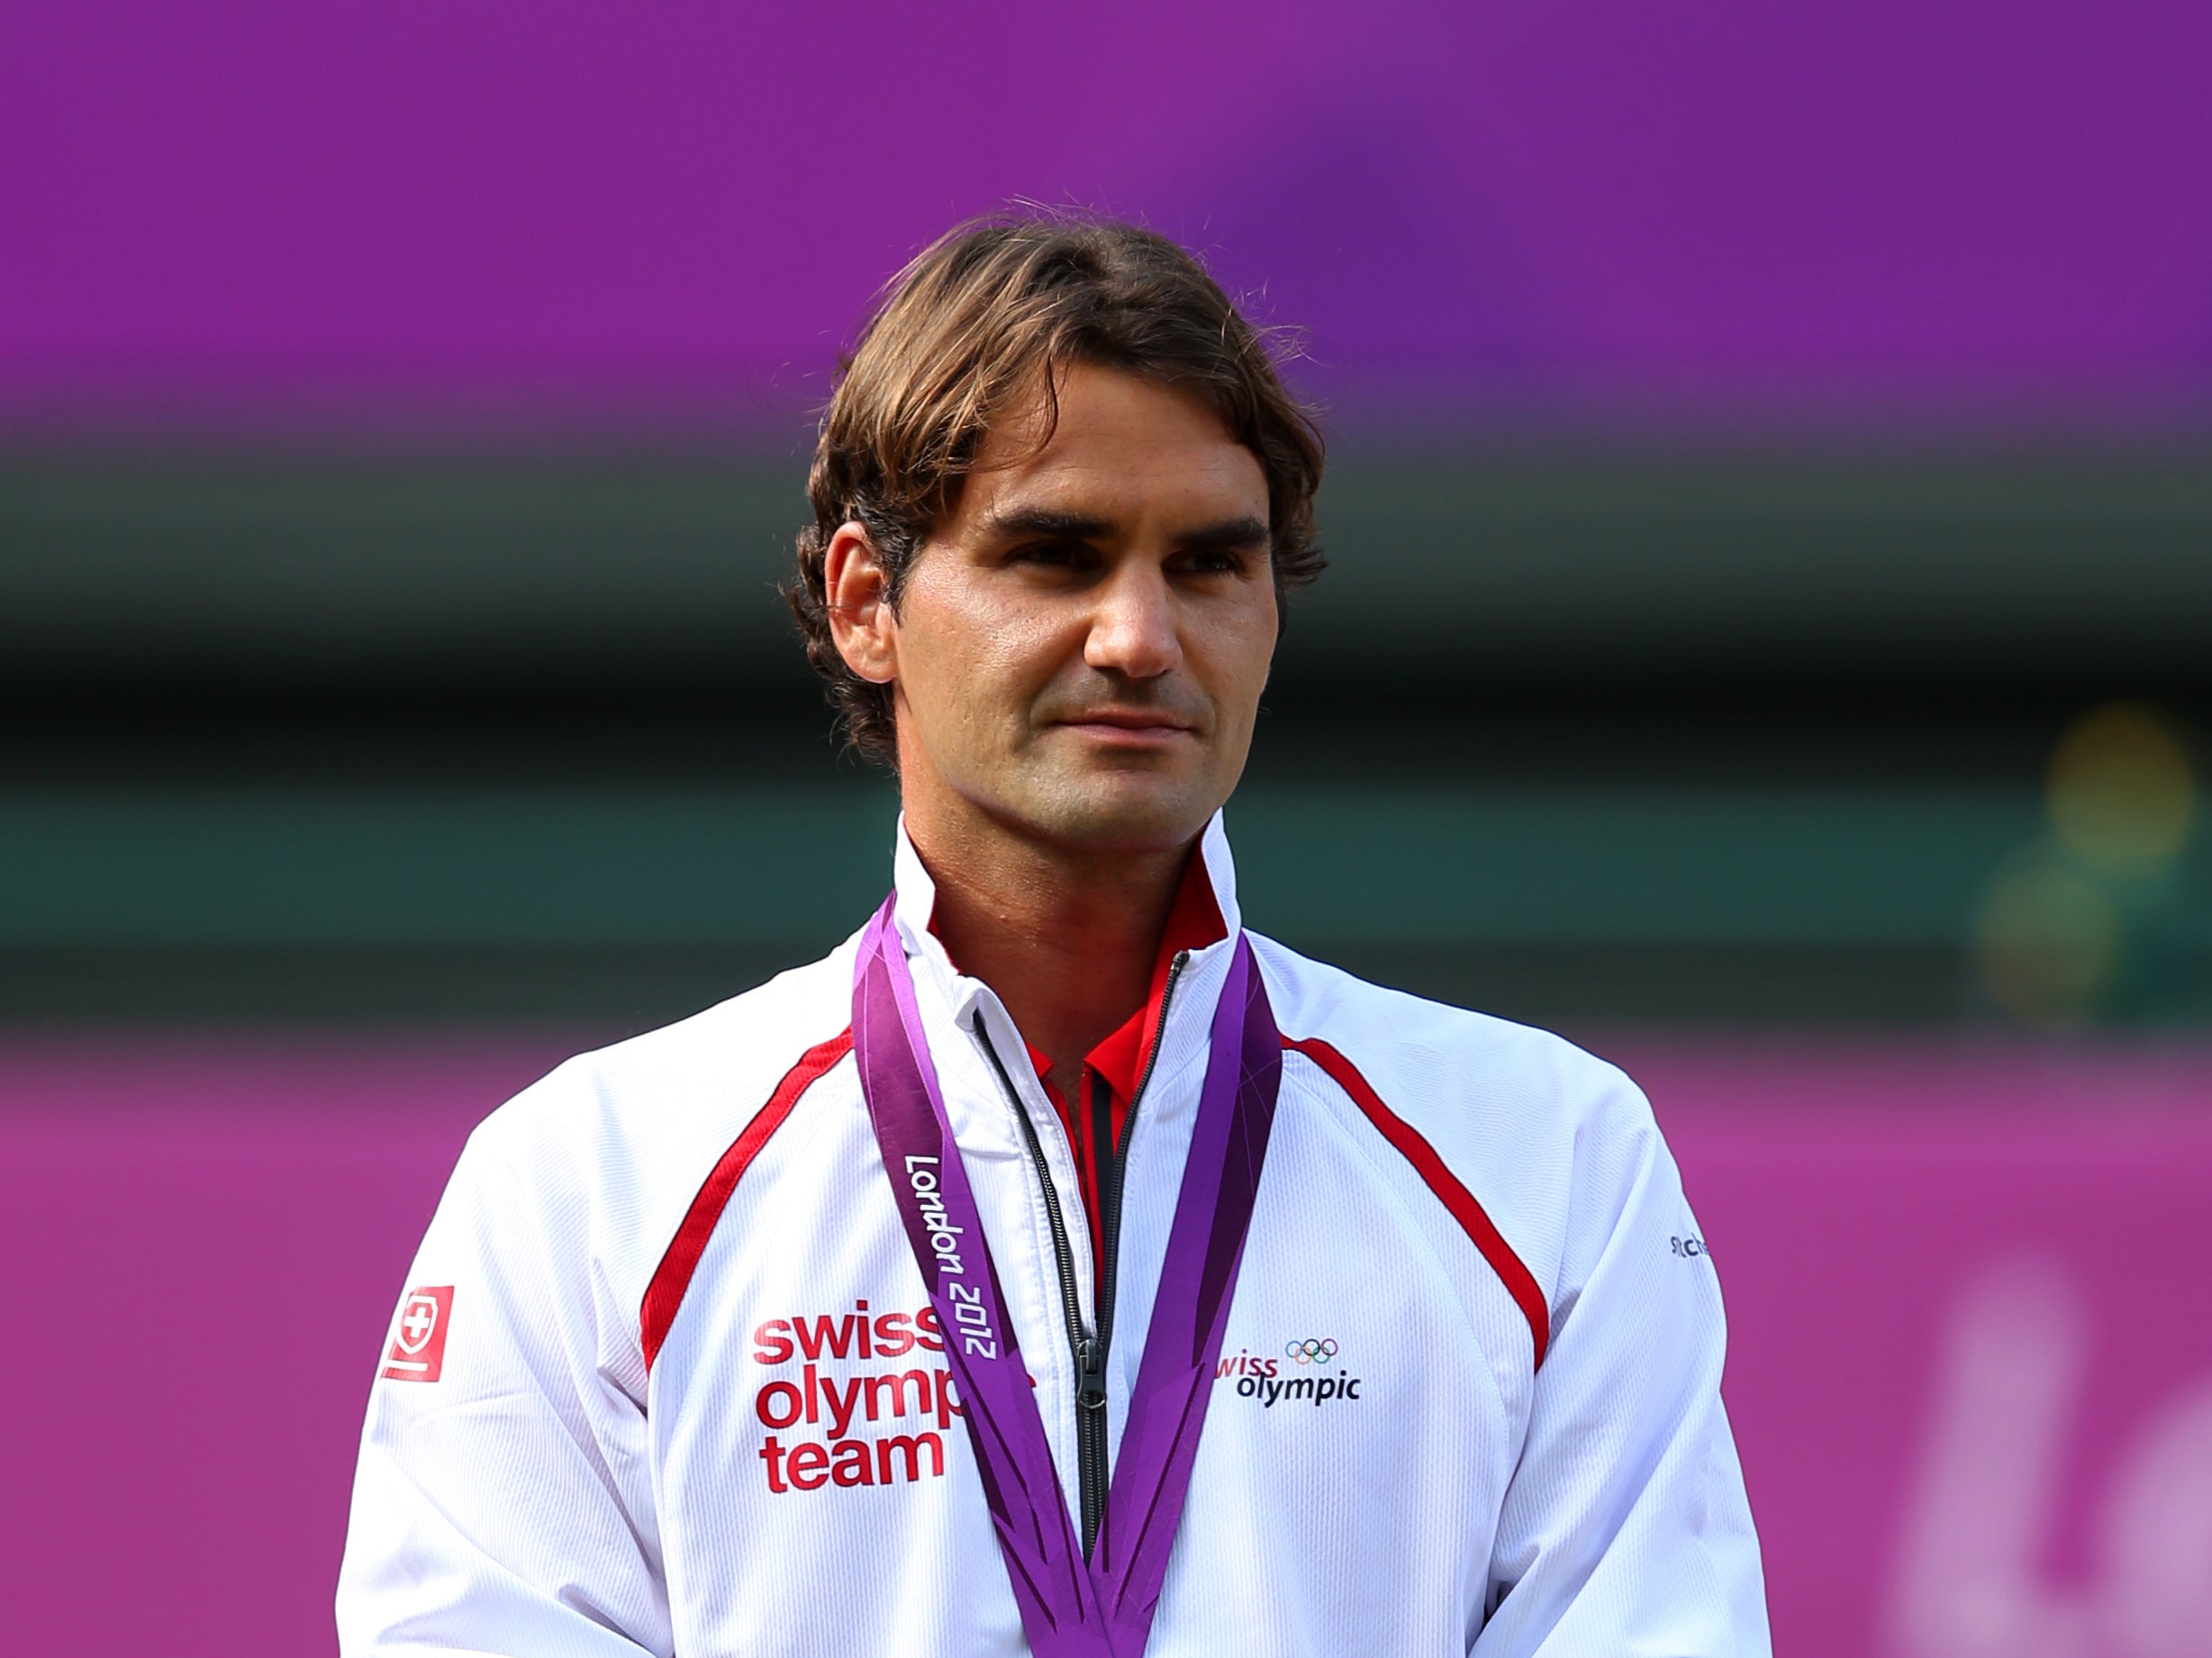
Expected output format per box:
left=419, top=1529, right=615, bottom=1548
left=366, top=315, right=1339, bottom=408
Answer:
left=6, top=447, right=2206, bottom=1035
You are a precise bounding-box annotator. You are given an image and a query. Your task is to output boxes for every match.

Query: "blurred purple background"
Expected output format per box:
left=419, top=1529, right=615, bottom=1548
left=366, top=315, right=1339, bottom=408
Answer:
left=8, top=0, right=2210, bottom=431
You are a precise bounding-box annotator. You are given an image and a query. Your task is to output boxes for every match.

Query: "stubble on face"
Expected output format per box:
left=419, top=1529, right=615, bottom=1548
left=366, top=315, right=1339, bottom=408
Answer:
left=884, top=363, right=1278, bottom=860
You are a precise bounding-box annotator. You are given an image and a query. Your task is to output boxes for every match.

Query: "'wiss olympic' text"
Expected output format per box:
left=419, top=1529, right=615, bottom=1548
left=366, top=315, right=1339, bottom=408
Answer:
left=1216, top=1345, right=1365, bottom=1409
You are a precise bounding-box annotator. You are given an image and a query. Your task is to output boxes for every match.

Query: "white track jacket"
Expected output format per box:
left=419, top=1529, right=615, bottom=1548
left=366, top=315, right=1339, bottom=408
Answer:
left=339, top=816, right=1770, bottom=1655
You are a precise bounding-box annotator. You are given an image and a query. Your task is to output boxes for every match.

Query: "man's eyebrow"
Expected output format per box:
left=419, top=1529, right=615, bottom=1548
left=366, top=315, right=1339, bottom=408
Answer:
left=975, top=505, right=1272, bottom=557
left=1174, top=515, right=1271, bottom=554
left=975, top=506, right=1117, bottom=543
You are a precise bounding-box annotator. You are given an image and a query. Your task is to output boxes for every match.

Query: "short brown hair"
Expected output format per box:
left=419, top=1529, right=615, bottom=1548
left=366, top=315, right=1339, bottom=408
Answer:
left=785, top=212, right=1327, bottom=766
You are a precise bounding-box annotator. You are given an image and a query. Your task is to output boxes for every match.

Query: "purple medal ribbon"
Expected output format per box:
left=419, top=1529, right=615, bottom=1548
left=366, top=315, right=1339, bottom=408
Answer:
left=852, top=897, right=1281, bottom=1657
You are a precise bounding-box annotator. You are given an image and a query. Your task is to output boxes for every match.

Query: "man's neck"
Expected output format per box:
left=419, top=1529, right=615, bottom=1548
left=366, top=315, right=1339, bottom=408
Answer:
left=910, top=812, right=1193, bottom=1104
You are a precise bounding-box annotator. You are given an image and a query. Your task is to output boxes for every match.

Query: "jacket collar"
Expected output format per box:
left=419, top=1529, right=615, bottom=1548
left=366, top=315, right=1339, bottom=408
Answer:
left=889, top=810, right=1242, bottom=1005
left=885, top=811, right=1246, bottom=1140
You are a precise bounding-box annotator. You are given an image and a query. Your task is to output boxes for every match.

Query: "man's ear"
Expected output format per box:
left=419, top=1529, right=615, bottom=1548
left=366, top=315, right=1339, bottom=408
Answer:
left=823, top=522, right=898, bottom=685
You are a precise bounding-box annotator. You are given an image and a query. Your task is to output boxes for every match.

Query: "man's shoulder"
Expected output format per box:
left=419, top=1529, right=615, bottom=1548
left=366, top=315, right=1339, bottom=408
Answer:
left=458, top=935, right=863, bottom=1200
left=571, top=938, right=860, bottom=1110
left=1251, top=931, right=1648, bottom=1142
left=1250, top=933, right=1663, bottom=1295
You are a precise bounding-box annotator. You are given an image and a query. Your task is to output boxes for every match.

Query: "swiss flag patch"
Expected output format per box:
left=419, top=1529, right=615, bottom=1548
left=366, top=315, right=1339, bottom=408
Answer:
left=381, top=1285, right=453, bottom=1382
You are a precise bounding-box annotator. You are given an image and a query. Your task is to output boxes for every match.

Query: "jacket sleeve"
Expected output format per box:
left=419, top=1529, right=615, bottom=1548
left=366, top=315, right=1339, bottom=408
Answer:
left=1473, top=1073, right=1771, bottom=1657
left=336, top=1093, right=673, bottom=1657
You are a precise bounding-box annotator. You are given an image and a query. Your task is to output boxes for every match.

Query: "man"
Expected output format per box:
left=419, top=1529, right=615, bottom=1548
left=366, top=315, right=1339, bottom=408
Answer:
left=339, top=215, right=1769, bottom=1655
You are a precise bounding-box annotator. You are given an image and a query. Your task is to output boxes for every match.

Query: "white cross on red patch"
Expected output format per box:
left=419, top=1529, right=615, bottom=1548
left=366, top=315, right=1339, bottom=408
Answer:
left=382, top=1286, right=453, bottom=1382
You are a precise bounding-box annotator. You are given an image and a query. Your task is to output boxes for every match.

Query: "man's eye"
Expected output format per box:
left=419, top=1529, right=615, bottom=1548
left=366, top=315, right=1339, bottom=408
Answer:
left=1011, top=542, right=1087, bottom=566
left=1174, top=550, right=1247, bottom=575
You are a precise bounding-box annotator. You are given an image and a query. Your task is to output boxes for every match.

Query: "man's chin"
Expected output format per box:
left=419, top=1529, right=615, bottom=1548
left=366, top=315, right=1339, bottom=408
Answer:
left=999, top=775, right=1219, bottom=856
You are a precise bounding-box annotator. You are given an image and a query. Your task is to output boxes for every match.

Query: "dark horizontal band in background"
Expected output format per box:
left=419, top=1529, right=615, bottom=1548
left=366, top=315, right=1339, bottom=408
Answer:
left=5, top=447, right=2209, bottom=693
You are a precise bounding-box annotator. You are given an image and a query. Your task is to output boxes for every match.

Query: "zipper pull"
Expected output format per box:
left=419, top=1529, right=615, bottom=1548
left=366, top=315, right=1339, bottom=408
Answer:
left=1075, top=1335, right=1108, bottom=1414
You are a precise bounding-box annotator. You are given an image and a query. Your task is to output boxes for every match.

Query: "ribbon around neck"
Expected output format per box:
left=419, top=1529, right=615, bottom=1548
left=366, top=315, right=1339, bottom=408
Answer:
left=851, top=897, right=1282, bottom=1656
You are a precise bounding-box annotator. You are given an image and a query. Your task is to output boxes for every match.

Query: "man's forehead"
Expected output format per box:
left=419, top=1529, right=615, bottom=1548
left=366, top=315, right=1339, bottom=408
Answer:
left=980, top=365, right=1252, bottom=464
left=957, top=375, right=1266, bottom=534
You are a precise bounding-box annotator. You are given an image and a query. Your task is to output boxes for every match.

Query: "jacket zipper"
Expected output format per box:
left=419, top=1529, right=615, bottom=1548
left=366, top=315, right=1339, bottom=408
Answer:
left=972, top=948, right=1190, bottom=1562
left=1092, top=952, right=1186, bottom=1425
left=975, top=1019, right=1107, bottom=1552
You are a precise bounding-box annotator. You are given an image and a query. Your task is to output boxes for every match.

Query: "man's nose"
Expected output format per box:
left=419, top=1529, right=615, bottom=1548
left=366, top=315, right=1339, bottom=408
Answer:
left=1083, top=563, right=1182, bottom=680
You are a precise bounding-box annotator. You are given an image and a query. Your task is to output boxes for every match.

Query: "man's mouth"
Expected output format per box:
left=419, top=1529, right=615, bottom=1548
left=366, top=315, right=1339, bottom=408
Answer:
left=1063, top=709, right=1195, bottom=732
left=1052, top=708, right=1201, bottom=742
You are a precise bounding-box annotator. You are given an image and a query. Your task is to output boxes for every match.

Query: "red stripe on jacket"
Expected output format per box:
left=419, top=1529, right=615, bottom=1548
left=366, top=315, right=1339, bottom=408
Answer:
left=1283, top=1034, right=1550, bottom=1368
left=641, top=1029, right=853, bottom=1370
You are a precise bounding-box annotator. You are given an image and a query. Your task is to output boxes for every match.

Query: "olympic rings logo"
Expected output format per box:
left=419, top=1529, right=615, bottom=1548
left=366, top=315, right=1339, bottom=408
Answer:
left=1283, top=1337, right=1338, bottom=1364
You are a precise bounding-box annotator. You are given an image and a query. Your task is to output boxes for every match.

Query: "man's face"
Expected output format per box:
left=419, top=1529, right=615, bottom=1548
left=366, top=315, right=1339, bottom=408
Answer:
left=867, top=363, right=1277, bottom=855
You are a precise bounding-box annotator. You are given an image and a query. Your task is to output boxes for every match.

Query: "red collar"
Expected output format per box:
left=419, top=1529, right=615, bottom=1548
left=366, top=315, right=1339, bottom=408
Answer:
left=1076, top=849, right=1227, bottom=1103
